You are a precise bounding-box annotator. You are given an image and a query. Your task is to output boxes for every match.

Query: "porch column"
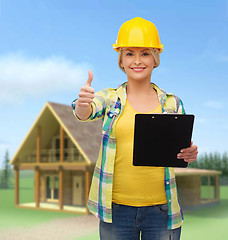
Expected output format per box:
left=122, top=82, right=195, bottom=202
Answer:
left=36, top=125, right=41, bottom=163
left=35, top=125, right=41, bottom=208
left=60, top=126, right=64, bottom=163
left=14, top=166, right=19, bottom=206
left=85, top=170, right=90, bottom=213
left=59, top=126, right=64, bottom=210
left=59, top=167, right=63, bottom=210
left=215, top=175, right=220, bottom=200
left=35, top=167, right=40, bottom=207
left=207, top=175, right=210, bottom=199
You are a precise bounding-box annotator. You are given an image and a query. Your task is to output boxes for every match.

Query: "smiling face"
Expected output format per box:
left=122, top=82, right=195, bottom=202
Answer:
left=119, top=47, right=155, bottom=82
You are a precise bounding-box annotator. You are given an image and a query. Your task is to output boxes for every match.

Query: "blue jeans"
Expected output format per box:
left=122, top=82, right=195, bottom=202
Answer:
left=99, top=202, right=182, bottom=240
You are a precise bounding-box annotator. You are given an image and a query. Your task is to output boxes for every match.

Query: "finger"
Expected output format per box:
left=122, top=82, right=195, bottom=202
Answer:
left=77, top=97, right=94, bottom=104
left=80, top=85, right=95, bottom=94
left=179, top=154, right=197, bottom=161
left=76, top=102, right=91, bottom=107
left=85, top=70, right=93, bottom=87
left=79, top=91, right=94, bottom=99
left=182, top=153, right=198, bottom=159
left=177, top=152, right=198, bottom=159
left=180, top=145, right=198, bottom=153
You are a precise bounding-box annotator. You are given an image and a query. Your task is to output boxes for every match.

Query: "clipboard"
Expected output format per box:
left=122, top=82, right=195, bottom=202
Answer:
left=133, top=114, right=195, bottom=168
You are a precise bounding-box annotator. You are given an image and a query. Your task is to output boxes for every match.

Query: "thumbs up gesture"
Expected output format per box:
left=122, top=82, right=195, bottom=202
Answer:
left=77, top=70, right=95, bottom=108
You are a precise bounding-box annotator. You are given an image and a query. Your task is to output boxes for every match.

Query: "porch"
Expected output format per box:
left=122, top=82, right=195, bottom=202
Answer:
left=18, top=202, right=87, bottom=214
left=14, top=168, right=92, bottom=214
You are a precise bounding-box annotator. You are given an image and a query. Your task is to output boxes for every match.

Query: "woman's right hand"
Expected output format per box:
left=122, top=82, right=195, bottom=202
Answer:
left=75, top=70, right=94, bottom=120
left=77, top=70, right=95, bottom=107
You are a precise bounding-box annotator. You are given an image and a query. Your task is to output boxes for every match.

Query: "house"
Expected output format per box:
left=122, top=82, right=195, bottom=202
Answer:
left=10, top=102, right=221, bottom=214
left=10, top=102, right=102, bottom=214
left=175, top=168, right=221, bottom=210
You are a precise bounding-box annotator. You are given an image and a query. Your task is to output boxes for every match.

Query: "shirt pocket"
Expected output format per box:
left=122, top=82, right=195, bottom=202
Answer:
left=158, top=203, right=169, bottom=214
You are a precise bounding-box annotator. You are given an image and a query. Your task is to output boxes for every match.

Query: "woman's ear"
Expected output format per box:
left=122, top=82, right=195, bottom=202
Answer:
left=120, top=61, right=124, bottom=69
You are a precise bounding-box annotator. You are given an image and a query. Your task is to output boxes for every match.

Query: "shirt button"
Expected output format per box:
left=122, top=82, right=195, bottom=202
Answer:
left=166, top=181, right=169, bottom=185
left=169, top=199, right=171, bottom=202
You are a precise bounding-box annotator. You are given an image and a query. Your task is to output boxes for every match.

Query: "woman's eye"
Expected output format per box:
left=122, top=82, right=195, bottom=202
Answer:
left=126, top=52, right=133, bottom=56
left=142, top=52, right=149, bottom=56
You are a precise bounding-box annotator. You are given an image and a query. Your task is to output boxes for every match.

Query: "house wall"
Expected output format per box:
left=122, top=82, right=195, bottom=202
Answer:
left=176, top=176, right=201, bottom=207
left=63, top=169, right=94, bottom=206
left=64, top=171, right=85, bottom=205
left=63, top=170, right=72, bottom=205
left=39, top=169, right=94, bottom=206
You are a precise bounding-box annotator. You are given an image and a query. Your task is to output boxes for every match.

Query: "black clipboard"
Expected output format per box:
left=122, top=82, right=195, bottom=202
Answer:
left=133, top=114, right=195, bottom=168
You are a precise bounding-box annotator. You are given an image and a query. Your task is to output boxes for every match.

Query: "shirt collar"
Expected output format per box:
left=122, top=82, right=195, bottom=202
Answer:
left=116, top=82, right=168, bottom=110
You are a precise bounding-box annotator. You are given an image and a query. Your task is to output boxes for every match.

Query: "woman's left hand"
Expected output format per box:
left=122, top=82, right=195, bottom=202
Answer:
left=177, top=141, right=198, bottom=163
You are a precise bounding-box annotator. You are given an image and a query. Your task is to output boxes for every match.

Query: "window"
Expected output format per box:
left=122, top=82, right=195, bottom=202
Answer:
left=64, top=138, right=68, bottom=161
left=55, top=139, right=60, bottom=161
left=53, top=137, right=68, bottom=161
left=46, top=175, right=59, bottom=201
left=201, top=175, right=216, bottom=202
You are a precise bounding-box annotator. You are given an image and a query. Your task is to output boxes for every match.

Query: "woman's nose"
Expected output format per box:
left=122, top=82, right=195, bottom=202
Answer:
left=134, top=54, right=141, bottom=65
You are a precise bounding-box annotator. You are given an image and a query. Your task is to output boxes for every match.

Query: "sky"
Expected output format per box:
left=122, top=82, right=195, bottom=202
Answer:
left=0, top=0, right=228, bottom=167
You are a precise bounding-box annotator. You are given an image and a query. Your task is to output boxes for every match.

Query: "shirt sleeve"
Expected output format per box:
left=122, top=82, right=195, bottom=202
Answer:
left=177, top=98, right=186, bottom=114
left=71, top=88, right=109, bottom=122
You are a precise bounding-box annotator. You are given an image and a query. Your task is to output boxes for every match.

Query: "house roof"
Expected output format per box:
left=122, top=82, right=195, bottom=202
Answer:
left=48, top=102, right=102, bottom=164
left=10, top=101, right=102, bottom=165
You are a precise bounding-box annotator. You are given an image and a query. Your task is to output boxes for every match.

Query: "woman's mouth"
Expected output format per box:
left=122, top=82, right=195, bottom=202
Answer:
left=131, top=67, right=146, bottom=72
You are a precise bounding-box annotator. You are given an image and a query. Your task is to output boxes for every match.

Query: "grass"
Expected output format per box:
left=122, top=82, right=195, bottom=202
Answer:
left=0, top=189, right=83, bottom=230
left=1, top=175, right=228, bottom=240
left=0, top=174, right=83, bottom=230
left=181, top=187, right=228, bottom=240
left=75, top=186, right=228, bottom=240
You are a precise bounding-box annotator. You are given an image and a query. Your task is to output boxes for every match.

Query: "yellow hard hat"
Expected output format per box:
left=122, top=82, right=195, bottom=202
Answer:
left=113, top=17, right=163, bottom=53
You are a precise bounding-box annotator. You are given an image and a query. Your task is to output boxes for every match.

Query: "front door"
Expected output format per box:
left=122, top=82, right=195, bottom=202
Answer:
left=72, top=176, right=83, bottom=205
left=46, top=175, right=59, bottom=202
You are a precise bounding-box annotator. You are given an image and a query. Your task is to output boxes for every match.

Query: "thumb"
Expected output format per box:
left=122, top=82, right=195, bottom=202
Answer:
left=85, top=70, right=93, bottom=87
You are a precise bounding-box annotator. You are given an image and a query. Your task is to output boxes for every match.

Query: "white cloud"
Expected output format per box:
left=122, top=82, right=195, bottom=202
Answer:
left=0, top=52, right=92, bottom=105
left=204, top=100, right=224, bottom=109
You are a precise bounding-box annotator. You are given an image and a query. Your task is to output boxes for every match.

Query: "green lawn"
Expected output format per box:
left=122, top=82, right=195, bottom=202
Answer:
left=1, top=175, right=228, bottom=240
left=181, top=186, right=228, bottom=240
left=75, top=186, right=228, bottom=240
left=0, top=189, right=83, bottom=230
left=0, top=175, right=83, bottom=230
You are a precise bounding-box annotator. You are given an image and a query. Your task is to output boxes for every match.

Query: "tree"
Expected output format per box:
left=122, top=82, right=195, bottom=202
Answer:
left=221, top=152, right=228, bottom=176
left=0, top=150, right=11, bottom=189
left=213, top=152, right=221, bottom=171
left=188, top=151, right=228, bottom=178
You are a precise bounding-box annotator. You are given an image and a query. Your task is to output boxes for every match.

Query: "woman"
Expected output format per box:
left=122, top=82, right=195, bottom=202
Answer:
left=72, top=17, right=198, bottom=240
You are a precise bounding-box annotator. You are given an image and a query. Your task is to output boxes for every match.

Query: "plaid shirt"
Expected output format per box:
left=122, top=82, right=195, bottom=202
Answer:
left=72, top=82, right=185, bottom=230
